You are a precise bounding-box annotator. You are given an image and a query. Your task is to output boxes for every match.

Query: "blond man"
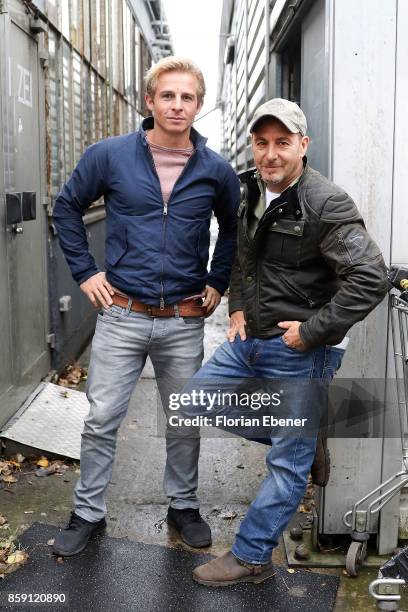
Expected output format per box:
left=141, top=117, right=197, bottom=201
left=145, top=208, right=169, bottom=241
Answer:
left=52, top=57, right=240, bottom=556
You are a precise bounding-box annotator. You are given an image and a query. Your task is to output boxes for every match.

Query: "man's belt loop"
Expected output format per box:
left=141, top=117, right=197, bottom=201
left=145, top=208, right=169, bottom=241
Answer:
left=174, top=304, right=180, bottom=319
left=125, top=298, right=133, bottom=315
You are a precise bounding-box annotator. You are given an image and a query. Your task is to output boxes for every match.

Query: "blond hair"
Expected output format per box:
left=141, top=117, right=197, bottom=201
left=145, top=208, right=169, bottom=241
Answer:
left=145, top=56, right=206, bottom=104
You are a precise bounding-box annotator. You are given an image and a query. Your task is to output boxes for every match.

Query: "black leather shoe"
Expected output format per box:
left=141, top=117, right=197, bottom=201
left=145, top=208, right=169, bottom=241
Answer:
left=52, top=512, right=106, bottom=557
left=167, top=507, right=212, bottom=548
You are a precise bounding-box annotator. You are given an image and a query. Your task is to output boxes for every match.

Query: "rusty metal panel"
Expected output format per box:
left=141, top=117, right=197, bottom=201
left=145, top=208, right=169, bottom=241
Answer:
left=91, top=0, right=107, bottom=77
left=61, top=0, right=70, bottom=39
left=105, top=0, right=111, bottom=77
left=139, top=32, right=151, bottom=116
left=122, top=0, right=133, bottom=103
left=70, top=0, right=80, bottom=48
left=81, top=61, right=91, bottom=146
left=83, top=0, right=91, bottom=60
left=112, top=89, right=120, bottom=135
left=89, top=68, right=97, bottom=142
left=72, top=51, right=83, bottom=166
left=40, top=0, right=60, bottom=30
left=112, top=0, right=124, bottom=93
left=95, top=72, right=104, bottom=140
left=46, top=27, right=62, bottom=197
left=62, top=41, right=73, bottom=180
left=134, top=22, right=141, bottom=110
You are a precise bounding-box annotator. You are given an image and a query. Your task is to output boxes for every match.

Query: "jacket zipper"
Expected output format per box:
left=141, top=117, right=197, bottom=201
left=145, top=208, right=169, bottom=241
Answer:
left=146, top=143, right=196, bottom=309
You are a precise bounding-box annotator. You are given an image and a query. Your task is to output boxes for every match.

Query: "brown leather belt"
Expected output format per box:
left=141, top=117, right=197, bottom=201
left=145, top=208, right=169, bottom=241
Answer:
left=111, top=293, right=207, bottom=318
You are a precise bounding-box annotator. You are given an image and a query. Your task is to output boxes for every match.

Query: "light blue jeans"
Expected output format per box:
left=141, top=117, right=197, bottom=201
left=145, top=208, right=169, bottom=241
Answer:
left=74, top=304, right=204, bottom=522
left=180, top=334, right=345, bottom=564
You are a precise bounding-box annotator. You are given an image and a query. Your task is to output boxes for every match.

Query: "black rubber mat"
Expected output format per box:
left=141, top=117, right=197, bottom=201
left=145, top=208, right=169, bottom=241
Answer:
left=0, top=523, right=339, bottom=611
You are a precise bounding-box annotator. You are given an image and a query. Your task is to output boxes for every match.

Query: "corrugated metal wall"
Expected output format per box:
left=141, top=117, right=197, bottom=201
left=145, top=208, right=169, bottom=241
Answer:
left=220, top=0, right=267, bottom=172
left=42, top=0, right=151, bottom=198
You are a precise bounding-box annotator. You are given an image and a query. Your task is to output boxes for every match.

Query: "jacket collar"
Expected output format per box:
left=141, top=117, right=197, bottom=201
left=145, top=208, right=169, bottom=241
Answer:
left=140, top=116, right=207, bottom=151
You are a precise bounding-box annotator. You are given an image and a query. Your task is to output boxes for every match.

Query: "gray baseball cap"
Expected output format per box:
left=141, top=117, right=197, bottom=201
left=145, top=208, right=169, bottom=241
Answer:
left=249, top=98, right=307, bottom=135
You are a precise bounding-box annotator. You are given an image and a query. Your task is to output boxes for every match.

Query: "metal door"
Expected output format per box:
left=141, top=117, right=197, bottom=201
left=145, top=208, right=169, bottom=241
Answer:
left=0, top=16, right=49, bottom=426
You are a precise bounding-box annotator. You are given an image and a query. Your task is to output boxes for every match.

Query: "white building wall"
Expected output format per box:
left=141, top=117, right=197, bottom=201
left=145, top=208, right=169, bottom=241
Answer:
left=392, top=0, right=408, bottom=266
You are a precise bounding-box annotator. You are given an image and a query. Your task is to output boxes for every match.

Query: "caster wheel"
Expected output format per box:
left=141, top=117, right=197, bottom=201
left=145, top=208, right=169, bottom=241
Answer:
left=346, top=540, right=367, bottom=577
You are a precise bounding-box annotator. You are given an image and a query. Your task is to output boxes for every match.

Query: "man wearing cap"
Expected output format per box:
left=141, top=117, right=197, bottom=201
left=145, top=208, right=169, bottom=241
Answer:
left=186, top=98, right=388, bottom=585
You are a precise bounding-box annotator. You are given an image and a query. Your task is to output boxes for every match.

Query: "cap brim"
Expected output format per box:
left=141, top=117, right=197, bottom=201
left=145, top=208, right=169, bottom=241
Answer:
left=249, top=114, right=301, bottom=135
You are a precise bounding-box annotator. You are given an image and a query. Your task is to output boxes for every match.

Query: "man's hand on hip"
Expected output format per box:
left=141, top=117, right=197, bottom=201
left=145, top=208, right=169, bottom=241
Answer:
left=278, top=320, right=307, bottom=350
left=227, top=310, right=247, bottom=342
left=202, top=285, right=221, bottom=316
left=80, top=272, right=115, bottom=309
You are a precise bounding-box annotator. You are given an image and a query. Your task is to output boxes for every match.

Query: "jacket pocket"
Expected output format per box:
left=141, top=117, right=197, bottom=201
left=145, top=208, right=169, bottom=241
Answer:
left=276, top=270, right=316, bottom=308
left=265, top=219, right=304, bottom=265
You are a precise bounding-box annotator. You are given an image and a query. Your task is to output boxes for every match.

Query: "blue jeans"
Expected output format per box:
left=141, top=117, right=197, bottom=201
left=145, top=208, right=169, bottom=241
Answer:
left=180, top=334, right=344, bottom=564
left=74, top=305, right=204, bottom=522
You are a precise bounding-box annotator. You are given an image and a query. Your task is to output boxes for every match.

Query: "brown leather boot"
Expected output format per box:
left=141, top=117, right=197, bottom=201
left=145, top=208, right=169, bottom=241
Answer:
left=192, top=551, right=275, bottom=587
left=310, top=433, right=330, bottom=486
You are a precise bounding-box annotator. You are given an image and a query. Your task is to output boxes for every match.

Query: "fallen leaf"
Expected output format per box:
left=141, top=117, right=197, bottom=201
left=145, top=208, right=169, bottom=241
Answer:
left=15, top=454, right=25, bottom=464
left=2, top=475, right=17, bottom=483
left=6, top=550, right=28, bottom=565
left=287, top=569, right=295, bottom=574
left=57, top=557, right=64, bottom=564
left=37, top=457, right=49, bottom=468
left=47, top=539, right=55, bottom=546
left=57, top=363, right=87, bottom=388
left=0, top=517, right=7, bottom=526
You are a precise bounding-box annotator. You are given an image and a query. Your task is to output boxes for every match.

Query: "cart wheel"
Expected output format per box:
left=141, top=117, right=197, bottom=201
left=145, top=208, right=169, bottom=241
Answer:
left=346, top=541, right=367, bottom=576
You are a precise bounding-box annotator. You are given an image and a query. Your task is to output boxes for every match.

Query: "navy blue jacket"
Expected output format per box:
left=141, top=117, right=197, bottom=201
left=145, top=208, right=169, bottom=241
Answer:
left=53, top=117, right=240, bottom=305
